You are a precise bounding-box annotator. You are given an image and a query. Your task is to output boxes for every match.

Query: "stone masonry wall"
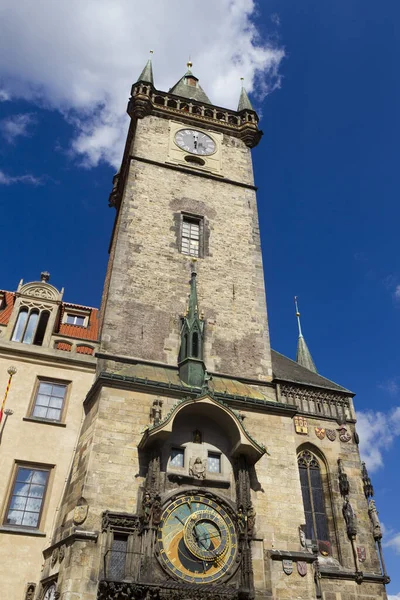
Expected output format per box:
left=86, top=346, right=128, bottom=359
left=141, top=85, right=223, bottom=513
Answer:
left=100, top=115, right=272, bottom=381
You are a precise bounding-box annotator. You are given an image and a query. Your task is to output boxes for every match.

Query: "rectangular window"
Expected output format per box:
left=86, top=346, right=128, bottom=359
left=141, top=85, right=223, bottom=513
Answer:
left=170, top=448, right=184, bottom=468
left=108, top=534, right=128, bottom=580
left=207, top=452, right=221, bottom=473
left=181, top=217, right=200, bottom=257
left=4, top=466, right=50, bottom=529
left=66, top=314, right=86, bottom=326
left=32, top=381, right=67, bottom=422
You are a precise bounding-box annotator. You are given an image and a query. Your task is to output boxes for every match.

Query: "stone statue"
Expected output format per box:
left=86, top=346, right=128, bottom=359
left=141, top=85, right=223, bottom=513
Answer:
left=25, top=584, right=35, bottom=600
left=151, top=496, right=163, bottom=525
left=368, top=499, right=382, bottom=540
left=142, top=491, right=152, bottom=523
left=189, top=457, right=206, bottom=479
left=299, top=525, right=306, bottom=548
left=237, top=506, right=246, bottom=534
left=247, top=506, right=256, bottom=537
left=342, top=499, right=357, bottom=539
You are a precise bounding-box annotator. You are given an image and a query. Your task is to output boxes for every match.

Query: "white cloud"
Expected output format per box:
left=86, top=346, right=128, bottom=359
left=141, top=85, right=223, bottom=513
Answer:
left=394, top=285, right=400, bottom=301
left=0, top=89, right=10, bottom=101
left=388, top=595, right=400, bottom=600
left=385, top=532, right=400, bottom=554
left=0, top=170, right=44, bottom=186
left=0, top=113, right=36, bottom=143
left=356, top=407, right=400, bottom=471
left=0, top=0, right=284, bottom=168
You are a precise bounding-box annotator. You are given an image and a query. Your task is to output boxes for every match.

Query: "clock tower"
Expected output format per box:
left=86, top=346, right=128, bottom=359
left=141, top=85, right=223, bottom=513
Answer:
left=38, top=58, right=389, bottom=600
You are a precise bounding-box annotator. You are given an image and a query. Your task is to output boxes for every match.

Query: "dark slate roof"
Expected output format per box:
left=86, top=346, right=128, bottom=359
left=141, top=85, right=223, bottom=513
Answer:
left=137, top=58, right=154, bottom=84
left=237, top=86, right=254, bottom=111
left=271, top=349, right=353, bottom=394
left=169, top=69, right=211, bottom=104
left=296, top=335, right=317, bottom=373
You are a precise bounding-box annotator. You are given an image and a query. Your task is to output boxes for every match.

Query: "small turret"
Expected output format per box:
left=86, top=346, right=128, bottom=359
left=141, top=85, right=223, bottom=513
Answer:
left=294, top=296, right=317, bottom=373
left=237, top=78, right=254, bottom=112
left=136, top=51, right=154, bottom=85
left=178, top=265, right=206, bottom=387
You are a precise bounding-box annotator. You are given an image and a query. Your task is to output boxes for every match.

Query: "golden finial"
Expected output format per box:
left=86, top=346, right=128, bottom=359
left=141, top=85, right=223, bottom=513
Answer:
left=187, top=59, right=193, bottom=69
left=240, top=77, right=244, bottom=82
left=150, top=50, right=154, bottom=54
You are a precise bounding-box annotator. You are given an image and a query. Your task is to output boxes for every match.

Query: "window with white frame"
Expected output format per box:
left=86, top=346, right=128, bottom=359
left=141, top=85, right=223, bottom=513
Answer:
left=66, top=314, right=86, bottom=326
left=31, top=381, right=67, bottom=421
left=4, top=465, right=50, bottom=529
left=181, top=217, right=200, bottom=257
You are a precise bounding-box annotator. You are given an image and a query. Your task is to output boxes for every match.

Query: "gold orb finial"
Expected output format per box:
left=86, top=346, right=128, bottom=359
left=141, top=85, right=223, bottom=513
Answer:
left=187, top=60, right=193, bottom=69
left=240, top=77, right=244, bottom=82
left=149, top=50, right=154, bottom=54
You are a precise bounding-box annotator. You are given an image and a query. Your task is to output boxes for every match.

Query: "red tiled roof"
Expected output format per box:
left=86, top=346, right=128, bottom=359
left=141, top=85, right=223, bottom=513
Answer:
left=0, top=291, right=15, bottom=325
left=0, top=289, right=99, bottom=342
left=58, top=304, right=99, bottom=342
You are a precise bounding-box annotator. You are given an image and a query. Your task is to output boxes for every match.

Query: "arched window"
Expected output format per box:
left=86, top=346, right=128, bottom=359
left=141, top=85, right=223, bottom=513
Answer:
left=298, top=450, right=329, bottom=545
left=12, top=307, right=29, bottom=342
left=11, top=307, right=50, bottom=346
left=191, top=332, right=199, bottom=358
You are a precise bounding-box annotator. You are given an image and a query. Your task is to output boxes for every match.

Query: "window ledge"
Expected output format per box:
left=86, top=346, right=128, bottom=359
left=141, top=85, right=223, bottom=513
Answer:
left=23, top=417, right=66, bottom=428
left=0, top=526, right=46, bottom=537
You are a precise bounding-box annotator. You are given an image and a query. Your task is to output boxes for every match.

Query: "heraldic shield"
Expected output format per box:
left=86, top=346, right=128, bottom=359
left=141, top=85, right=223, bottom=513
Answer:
left=297, top=561, right=307, bottom=576
left=315, top=427, right=325, bottom=440
left=282, top=559, right=293, bottom=575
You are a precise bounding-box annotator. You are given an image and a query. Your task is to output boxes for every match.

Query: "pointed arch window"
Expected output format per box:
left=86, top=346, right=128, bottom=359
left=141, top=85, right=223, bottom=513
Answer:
left=298, top=450, right=329, bottom=544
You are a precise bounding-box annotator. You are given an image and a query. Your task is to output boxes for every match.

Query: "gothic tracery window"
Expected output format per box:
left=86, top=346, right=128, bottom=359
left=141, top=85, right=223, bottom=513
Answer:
left=297, top=450, right=329, bottom=545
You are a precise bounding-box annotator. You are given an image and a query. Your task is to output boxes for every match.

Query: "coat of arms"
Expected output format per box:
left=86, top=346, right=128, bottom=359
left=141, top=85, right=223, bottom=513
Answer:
left=338, top=427, right=351, bottom=443
left=326, top=429, right=336, bottom=441
left=297, top=561, right=307, bottom=576
left=294, top=416, right=308, bottom=435
left=315, top=427, right=325, bottom=440
left=282, top=559, right=293, bottom=575
left=357, top=546, right=366, bottom=563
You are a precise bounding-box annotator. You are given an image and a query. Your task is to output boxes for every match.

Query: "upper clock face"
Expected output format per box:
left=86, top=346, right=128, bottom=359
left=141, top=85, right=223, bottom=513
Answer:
left=174, top=129, right=216, bottom=156
left=157, top=494, right=237, bottom=584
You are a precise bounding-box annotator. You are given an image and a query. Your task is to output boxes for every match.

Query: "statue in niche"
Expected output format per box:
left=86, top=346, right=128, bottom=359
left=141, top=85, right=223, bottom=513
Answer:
left=193, top=429, right=202, bottom=444
left=152, top=495, right=163, bottom=525
left=189, top=457, right=206, bottom=479
left=299, top=525, right=306, bottom=548
left=342, top=499, right=357, bottom=539
left=237, top=505, right=246, bottom=534
left=247, top=506, right=256, bottom=537
left=142, top=491, right=152, bottom=523
left=368, top=499, right=382, bottom=540
left=25, top=584, right=36, bottom=600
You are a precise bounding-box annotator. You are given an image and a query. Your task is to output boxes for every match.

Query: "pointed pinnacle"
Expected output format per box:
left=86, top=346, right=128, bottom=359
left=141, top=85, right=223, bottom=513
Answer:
left=237, top=83, right=254, bottom=112
left=137, top=57, right=154, bottom=85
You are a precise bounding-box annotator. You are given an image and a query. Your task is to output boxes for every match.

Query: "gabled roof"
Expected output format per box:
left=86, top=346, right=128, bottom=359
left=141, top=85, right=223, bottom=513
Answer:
left=271, top=349, right=352, bottom=394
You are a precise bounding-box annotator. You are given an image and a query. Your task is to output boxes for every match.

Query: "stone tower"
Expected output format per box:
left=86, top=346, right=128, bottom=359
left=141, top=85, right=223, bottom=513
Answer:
left=38, top=59, right=389, bottom=600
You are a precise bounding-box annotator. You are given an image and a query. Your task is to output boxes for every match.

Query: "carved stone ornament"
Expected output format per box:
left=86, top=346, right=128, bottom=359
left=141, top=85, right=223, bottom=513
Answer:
left=338, top=459, right=350, bottom=498
left=357, top=546, right=366, bottom=562
left=326, top=429, right=337, bottom=441
left=98, top=580, right=240, bottom=600
left=189, top=456, right=206, bottom=479
left=73, top=497, right=88, bottom=525
left=337, top=426, right=352, bottom=443
left=25, top=583, right=36, bottom=600
left=193, top=429, right=202, bottom=443
left=368, top=499, right=382, bottom=540
left=294, top=416, right=308, bottom=435
left=299, top=525, right=306, bottom=548
left=58, top=545, right=65, bottom=563
left=342, top=499, right=357, bottom=539
left=102, top=511, right=140, bottom=532
left=297, top=561, right=307, bottom=576
left=282, top=559, right=293, bottom=575
left=315, top=427, right=325, bottom=440
left=51, top=547, right=59, bottom=567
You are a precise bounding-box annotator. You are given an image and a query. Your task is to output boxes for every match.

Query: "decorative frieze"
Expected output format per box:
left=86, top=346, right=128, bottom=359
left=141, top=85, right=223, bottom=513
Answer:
left=280, top=384, right=352, bottom=421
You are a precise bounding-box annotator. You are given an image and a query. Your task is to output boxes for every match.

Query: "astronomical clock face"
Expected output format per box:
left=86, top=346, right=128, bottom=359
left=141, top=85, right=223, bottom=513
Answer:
left=157, top=494, right=237, bottom=584
left=174, top=129, right=216, bottom=156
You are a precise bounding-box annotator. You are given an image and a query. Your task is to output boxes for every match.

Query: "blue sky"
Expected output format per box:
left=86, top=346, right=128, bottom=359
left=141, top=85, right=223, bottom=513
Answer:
left=0, top=0, right=399, bottom=594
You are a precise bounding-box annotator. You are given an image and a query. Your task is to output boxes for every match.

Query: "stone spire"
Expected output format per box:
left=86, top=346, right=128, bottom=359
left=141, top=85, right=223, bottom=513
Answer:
left=178, top=265, right=206, bottom=387
left=237, top=79, right=254, bottom=112
left=137, top=51, right=154, bottom=85
left=294, top=297, right=317, bottom=373
left=169, top=61, right=211, bottom=104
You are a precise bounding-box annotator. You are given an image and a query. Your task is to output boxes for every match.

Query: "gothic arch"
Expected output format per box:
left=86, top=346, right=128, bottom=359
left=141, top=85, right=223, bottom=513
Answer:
left=139, top=394, right=265, bottom=464
left=296, top=443, right=340, bottom=559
